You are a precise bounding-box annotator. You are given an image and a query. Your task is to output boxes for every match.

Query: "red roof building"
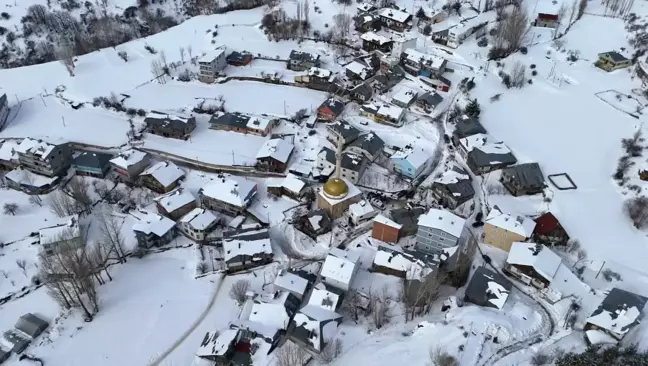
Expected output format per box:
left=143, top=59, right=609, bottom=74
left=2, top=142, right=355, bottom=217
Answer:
left=533, top=212, right=569, bottom=244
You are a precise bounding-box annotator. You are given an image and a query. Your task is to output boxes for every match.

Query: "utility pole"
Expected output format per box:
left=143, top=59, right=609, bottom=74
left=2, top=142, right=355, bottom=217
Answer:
left=595, top=261, right=606, bottom=279
left=231, top=150, right=235, bottom=165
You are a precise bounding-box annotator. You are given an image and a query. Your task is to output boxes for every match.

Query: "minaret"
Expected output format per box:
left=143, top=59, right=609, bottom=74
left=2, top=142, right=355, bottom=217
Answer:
left=335, top=138, right=343, bottom=179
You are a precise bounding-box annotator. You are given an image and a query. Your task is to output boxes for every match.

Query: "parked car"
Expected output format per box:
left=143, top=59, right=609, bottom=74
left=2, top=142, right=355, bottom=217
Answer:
left=475, top=212, right=484, bottom=222
left=471, top=221, right=484, bottom=228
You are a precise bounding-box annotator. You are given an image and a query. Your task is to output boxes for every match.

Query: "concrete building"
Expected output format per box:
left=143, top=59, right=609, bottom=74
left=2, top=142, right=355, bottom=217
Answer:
left=198, top=48, right=227, bottom=83
left=15, top=138, right=72, bottom=177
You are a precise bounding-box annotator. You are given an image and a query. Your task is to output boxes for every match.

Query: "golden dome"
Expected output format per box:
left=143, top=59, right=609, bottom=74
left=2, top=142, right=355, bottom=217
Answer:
left=323, top=178, right=349, bottom=199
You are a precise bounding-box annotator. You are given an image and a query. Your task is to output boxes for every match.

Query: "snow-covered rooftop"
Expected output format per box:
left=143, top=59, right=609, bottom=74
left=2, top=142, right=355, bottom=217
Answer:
left=200, top=177, right=257, bottom=208
left=255, top=138, right=294, bottom=164
left=434, top=166, right=470, bottom=186
left=145, top=110, right=193, bottom=125
left=14, top=138, right=58, bottom=158
left=154, top=188, right=196, bottom=213
left=0, top=139, right=19, bottom=162
left=246, top=117, right=272, bottom=132
left=196, top=329, right=238, bottom=358
left=132, top=210, right=176, bottom=237
left=245, top=301, right=290, bottom=338
left=320, top=252, right=358, bottom=287
left=222, top=228, right=272, bottom=262
left=293, top=305, right=341, bottom=351
left=198, top=47, right=227, bottom=63
left=110, top=149, right=148, bottom=170
left=139, top=161, right=184, bottom=187
left=282, top=173, right=305, bottom=194
left=180, top=208, right=218, bottom=230
left=379, top=8, right=412, bottom=23
left=486, top=279, right=509, bottom=309
left=459, top=133, right=497, bottom=153
left=417, top=208, right=465, bottom=237
left=507, top=243, right=561, bottom=282
left=585, top=329, right=618, bottom=345
left=373, top=214, right=402, bottom=229
left=307, top=67, right=333, bottom=79
left=39, top=215, right=80, bottom=244
left=274, top=271, right=309, bottom=296
left=403, top=49, right=445, bottom=70
left=5, top=169, right=58, bottom=188
left=391, top=146, right=430, bottom=170
left=377, top=103, right=404, bottom=121
left=349, top=200, right=376, bottom=218
left=360, top=31, right=392, bottom=45
left=373, top=247, right=432, bottom=281
left=485, top=207, right=536, bottom=238
left=585, top=288, right=647, bottom=338
left=307, top=283, right=341, bottom=311
left=392, top=87, right=418, bottom=105
left=345, top=61, right=371, bottom=80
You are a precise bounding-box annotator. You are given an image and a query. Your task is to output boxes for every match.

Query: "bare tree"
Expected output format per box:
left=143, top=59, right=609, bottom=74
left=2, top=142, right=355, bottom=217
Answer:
left=48, top=191, right=79, bottom=217
left=89, top=240, right=113, bottom=282
left=577, top=0, right=587, bottom=19
left=340, top=289, right=362, bottom=322
left=510, top=61, right=526, bottom=88
left=3, top=202, right=18, bottom=215
left=28, top=195, right=43, bottom=207
left=404, top=273, right=442, bottom=321
left=319, top=338, right=343, bottom=363
left=625, top=196, right=648, bottom=229
left=179, top=46, right=185, bottom=63
left=496, top=6, right=529, bottom=51
left=430, top=347, right=458, bottom=366
left=187, top=44, right=193, bottom=59
left=95, top=209, right=127, bottom=263
left=333, top=13, right=352, bottom=40
left=275, top=341, right=310, bottom=366
left=57, top=43, right=76, bottom=77
left=151, top=59, right=166, bottom=83
left=369, top=285, right=393, bottom=329
left=16, top=259, right=28, bottom=277
left=229, top=279, right=251, bottom=306
left=66, top=177, right=92, bottom=212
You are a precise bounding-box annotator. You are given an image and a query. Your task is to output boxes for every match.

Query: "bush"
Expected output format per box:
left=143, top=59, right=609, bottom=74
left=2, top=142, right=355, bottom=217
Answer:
left=423, top=24, right=432, bottom=35
left=126, top=108, right=137, bottom=116
left=477, top=37, right=488, bottom=47
left=1, top=12, right=10, bottom=20
left=137, top=109, right=146, bottom=116
left=0, top=26, right=6, bottom=35
left=528, top=79, right=533, bottom=84
left=601, top=268, right=622, bottom=282
left=499, top=71, right=511, bottom=88
left=144, top=44, right=157, bottom=54
left=488, top=46, right=508, bottom=60
left=531, top=353, right=553, bottom=366
left=532, top=70, right=538, bottom=76
left=530, top=64, right=536, bottom=69
left=519, top=46, right=528, bottom=54
left=177, top=69, right=191, bottom=82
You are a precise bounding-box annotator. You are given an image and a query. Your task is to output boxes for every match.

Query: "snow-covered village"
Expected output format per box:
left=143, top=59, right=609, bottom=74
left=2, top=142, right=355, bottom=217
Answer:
left=1, top=0, right=648, bottom=363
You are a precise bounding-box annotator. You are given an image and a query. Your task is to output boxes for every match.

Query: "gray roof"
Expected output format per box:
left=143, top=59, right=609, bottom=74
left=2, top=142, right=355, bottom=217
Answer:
left=223, top=225, right=269, bottom=241
left=603, top=51, right=628, bottom=62
left=227, top=51, right=251, bottom=62
left=289, top=50, right=320, bottom=63
left=391, top=207, right=425, bottom=233
left=465, top=266, right=512, bottom=309
left=351, top=83, right=373, bottom=99
left=145, top=112, right=195, bottom=131
left=453, top=116, right=486, bottom=139
left=319, top=98, right=345, bottom=117
left=210, top=112, right=249, bottom=128
left=72, top=151, right=113, bottom=170
left=341, top=152, right=366, bottom=172
left=349, top=132, right=384, bottom=156
left=592, top=288, right=648, bottom=321
left=438, top=75, right=452, bottom=86
left=14, top=313, right=48, bottom=338
left=319, top=147, right=336, bottom=165
left=374, top=68, right=404, bottom=88
left=418, top=92, right=443, bottom=107
left=435, top=171, right=475, bottom=199
left=501, top=163, right=545, bottom=189
left=329, top=120, right=360, bottom=142
left=468, top=148, right=517, bottom=168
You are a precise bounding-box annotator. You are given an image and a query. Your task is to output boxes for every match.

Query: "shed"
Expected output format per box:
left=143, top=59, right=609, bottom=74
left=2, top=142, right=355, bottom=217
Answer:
left=14, top=313, right=49, bottom=339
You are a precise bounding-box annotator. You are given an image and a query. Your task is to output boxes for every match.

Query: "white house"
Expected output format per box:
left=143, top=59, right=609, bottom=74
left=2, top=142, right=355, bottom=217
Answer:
left=306, top=283, right=341, bottom=311
left=505, top=242, right=562, bottom=288
left=320, top=248, right=360, bottom=291
left=198, top=47, right=227, bottom=83
left=391, top=146, right=431, bottom=180
left=348, top=200, right=377, bottom=225
left=458, top=133, right=498, bottom=159
left=391, top=87, right=418, bottom=108
left=178, top=208, right=219, bottom=242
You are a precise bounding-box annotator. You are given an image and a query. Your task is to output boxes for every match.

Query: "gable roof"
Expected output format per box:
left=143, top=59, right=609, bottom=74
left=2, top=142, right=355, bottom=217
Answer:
left=468, top=144, right=517, bottom=168
left=465, top=266, right=512, bottom=309
left=274, top=270, right=309, bottom=296
left=210, top=112, right=250, bottom=128
left=282, top=173, right=306, bottom=194
left=349, top=132, right=384, bottom=157
left=145, top=111, right=194, bottom=131
left=373, top=214, right=402, bottom=230
left=485, top=206, right=536, bottom=237
left=418, top=92, right=444, bottom=107
left=433, top=165, right=474, bottom=198
left=318, top=98, right=345, bottom=116
left=306, top=283, right=341, bottom=311
left=289, top=50, right=320, bottom=63
left=506, top=242, right=561, bottom=281
left=256, top=139, right=294, bottom=164
left=340, top=152, right=366, bottom=172
left=318, top=147, right=336, bottom=165
left=453, top=115, right=487, bottom=138
left=200, top=177, right=257, bottom=208
left=345, top=60, right=372, bottom=80
left=379, top=7, right=412, bottom=23
left=328, top=120, right=360, bottom=141
left=601, top=51, right=628, bottom=62
left=139, top=161, right=184, bottom=187
left=320, top=250, right=359, bottom=286
left=534, top=212, right=562, bottom=236
left=73, top=151, right=113, bottom=170
left=154, top=188, right=196, bottom=213
left=351, top=82, right=373, bottom=99
left=373, top=244, right=434, bottom=280
left=14, top=313, right=49, bottom=338
left=501, top=163, right=545, bottom=189
left=586, top=288, right=648, bottom=337
left=132, top=210, right=176, bottom=237
left=391, top=146, right=430, bottom=170
left=180, top=208, right=218, bottom=230
left=222, top=226, right=273, bottom=262
left=227, top=51, right=252, bottom=63
left=417, top=208, right=465, bottom=237
left=110, top=149, right=148, bottom=170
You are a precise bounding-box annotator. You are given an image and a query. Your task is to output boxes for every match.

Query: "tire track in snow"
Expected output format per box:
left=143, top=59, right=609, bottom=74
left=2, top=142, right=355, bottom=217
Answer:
left=147, top=273, right=225, bottom=366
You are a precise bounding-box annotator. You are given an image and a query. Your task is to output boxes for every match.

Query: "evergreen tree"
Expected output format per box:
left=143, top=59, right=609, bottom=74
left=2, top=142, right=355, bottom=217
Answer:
left=416, top=7, right=426, bottom=18
left=465, top=99, right=481, bottom=118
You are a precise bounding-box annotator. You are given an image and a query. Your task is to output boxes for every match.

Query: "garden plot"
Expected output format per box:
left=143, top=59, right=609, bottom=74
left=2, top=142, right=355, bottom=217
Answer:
left=595, top=90, right=645, bottom=118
